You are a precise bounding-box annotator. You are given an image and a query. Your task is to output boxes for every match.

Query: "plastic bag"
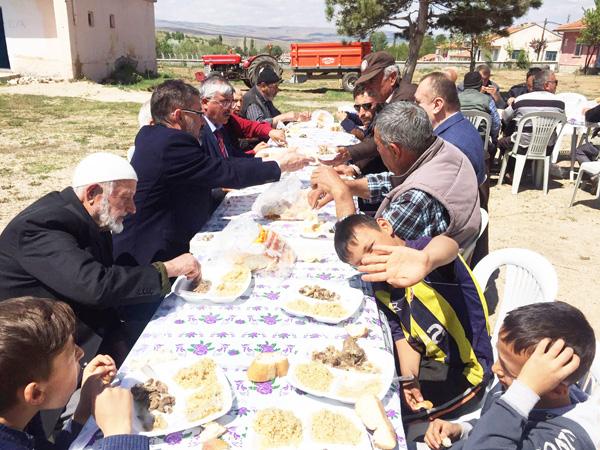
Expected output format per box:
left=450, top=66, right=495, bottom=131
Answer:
left=251, top=174, right=316, bottom=221
left=210, top=216, right=296, bottom=277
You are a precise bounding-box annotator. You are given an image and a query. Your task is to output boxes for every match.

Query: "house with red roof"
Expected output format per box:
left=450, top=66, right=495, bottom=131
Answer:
left=555, top=19, right=598, bottom=73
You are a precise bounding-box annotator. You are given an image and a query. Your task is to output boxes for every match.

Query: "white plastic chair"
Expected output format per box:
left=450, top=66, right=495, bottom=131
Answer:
left=579, top=340, right=600, bottom=396
left=498, top=112, right=567, bottom=195
left=461, top=208, right=489, bottom=262
left=473, top=248, right=558, bottom=353
left=569, top=160, right=600, bottom=206
left=463, top=110, right=492, bottom=154
left=552, top=93, right=588, bottom=163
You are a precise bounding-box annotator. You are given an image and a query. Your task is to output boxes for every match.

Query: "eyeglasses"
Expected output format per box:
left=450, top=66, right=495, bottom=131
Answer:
left=180, top=108, right=204, bottom=117
left=209, top=99, right=234, bottom=108
left=354, top=102, right=374, bottom=112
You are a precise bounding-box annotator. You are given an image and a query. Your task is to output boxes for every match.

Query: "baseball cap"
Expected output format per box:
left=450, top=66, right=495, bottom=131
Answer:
left=257, top=67, right=282, bottom=85
left=356, top=51, right=396, bottom=85
left=463, top=71, right=483, bottom=90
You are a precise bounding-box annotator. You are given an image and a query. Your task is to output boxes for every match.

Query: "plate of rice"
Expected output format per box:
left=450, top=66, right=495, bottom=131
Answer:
left=280, top=280, right=363, bottom=324
left=121, top=357, right=233, bottom=437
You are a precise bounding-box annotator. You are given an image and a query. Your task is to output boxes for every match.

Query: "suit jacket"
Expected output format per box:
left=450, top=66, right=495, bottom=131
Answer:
left=225, top=114, right=272, bottom=156
left=348, top=81, right=417, bottom=162
left=0, top=187, right=165, bottom=363
left=113, top=124, right=281, bottom=265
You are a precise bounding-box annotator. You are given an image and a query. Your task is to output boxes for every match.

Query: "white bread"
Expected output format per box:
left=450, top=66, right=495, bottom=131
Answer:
left=415, top=400, right=433, bottom=410
left=345, top=324, right=369, bottom=339
left=202, top=438, right=229, bottom=450
left=355, top=394, right=397, bottom=449
left=247, top=352, right=289, bottom=382
left=199, top=422, right=227, bottom=443
left=442, top=437, right=452, bottom=448
left=373, top=420, right=397, bottom=450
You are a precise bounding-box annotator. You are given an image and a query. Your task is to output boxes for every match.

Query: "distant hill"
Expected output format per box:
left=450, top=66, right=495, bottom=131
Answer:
left=155, top=19, right=398, bottom=45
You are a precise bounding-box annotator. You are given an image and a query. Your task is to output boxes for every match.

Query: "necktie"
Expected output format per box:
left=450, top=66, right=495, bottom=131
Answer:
left=214, top=128, right=228, bottom=158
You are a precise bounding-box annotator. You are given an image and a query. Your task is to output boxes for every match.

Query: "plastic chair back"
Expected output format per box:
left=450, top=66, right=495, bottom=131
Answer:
left=462, top=110, right=492, bottom=153
left=513, top=112, right=566, bottom=159
left=473, top=248, right=558, bottom=351
left=579, top=340, right=600, bottom=396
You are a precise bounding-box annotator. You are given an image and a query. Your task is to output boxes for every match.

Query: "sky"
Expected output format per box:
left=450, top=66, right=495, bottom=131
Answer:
left=155, top=0, right=595, bottom=29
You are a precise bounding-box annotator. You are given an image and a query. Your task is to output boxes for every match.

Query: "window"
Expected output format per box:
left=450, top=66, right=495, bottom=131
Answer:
left=109, top=14, right=115, bottom=28
left=511, top=50, right=523, bottom=60
left=545, top=51, right=557, bottom=61
left=575, top=43, right=585, bottom=56
left=87, top=11, right=94, bottom=27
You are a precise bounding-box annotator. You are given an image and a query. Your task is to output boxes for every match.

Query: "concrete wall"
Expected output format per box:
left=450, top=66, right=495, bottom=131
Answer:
left=70, top=0, right=156, bottom=81
left=0, top=0, right=74, bottom=78
left=559, top=30, right=598, bottom=70
left=491, top=24, right=562, bottom=63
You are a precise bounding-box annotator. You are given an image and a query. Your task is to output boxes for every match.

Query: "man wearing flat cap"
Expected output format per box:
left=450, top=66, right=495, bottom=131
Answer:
left=324, top=51, right=418, bottom=168
left=0, top=152, right=200, bottom=365
left=241, top=66, right=309, bottom=127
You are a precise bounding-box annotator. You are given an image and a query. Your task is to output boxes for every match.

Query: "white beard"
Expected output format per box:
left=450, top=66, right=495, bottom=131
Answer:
left=98, top=196, right=124, bottom=234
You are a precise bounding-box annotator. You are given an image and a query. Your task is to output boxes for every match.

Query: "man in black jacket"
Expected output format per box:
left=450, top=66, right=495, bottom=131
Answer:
left=0, top=152, right=200, bottom=365
left=112, top=79, right=310, bottom=266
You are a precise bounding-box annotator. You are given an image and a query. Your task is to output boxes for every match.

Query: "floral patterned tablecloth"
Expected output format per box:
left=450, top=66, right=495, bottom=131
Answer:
left=78, top=164, right=408, bottom=450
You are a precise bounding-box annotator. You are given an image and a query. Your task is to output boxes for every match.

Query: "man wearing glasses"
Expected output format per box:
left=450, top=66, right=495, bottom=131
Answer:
left=113, top=79, right=311, bottom=267
left=497, top=69, right=564, bottom=176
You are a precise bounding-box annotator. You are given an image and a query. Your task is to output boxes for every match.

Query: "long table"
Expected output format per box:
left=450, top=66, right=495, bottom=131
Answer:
left=74, top=159, right=407, bottom=450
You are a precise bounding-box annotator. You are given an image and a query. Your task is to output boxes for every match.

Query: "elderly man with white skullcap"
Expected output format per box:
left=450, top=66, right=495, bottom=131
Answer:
left=0, top=152, right=199, bottom=365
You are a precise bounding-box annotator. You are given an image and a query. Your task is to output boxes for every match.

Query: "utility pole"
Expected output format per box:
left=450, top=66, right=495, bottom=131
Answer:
left=537, top=17, right=548, bottom=61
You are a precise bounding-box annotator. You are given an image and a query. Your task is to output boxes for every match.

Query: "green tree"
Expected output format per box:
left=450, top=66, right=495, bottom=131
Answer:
left=249, top=38, right=257, bottom=56
left=271, top=45, right=284, bottom=58
left=370, top=31, right=389, bottom=51
left=173, top=31, right=185, bottom=41
left=434, top=34, right=448, bottom=46
left=243, top=36, right=248, bottom=54
left=516, top=49, right=530, bottom=69
left=419, top=35, right=436, bottom=57
left=579, top=0, right=600, bottom=74
left=325, top=0, right=541, bottom=82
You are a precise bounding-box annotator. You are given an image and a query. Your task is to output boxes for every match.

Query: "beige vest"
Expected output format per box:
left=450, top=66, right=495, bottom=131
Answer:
left=375, top=138, right=481, bottom=249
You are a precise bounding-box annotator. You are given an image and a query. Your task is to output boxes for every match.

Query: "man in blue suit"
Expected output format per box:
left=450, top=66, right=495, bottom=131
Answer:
left=113, top=80, right=310, bottom=266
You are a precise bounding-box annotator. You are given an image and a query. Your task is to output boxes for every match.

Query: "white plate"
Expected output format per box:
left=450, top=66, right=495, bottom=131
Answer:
left=121, top=357, right=233, bottom=437
left=299, top=221, right=335, bottom=239
left=280, top=280, right=363, bottom=324
left=172, top=263, right=252, bottom=304
left=247, top=398, right=371, bottom=450
left=287, top=342, right=395, bottom=404
left=189, top=232, right=219, bottom=257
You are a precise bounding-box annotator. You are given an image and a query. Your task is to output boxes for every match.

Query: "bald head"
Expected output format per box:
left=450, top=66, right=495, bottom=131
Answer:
left=442, top=67, right=458, bottom=84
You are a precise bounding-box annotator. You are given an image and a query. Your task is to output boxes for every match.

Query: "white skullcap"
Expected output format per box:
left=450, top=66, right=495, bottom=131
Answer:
left=72, top=152, right=138, bottom=188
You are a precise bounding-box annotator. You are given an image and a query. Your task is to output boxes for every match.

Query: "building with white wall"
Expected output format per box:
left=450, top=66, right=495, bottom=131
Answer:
left=489, top=23, right=562, bottom=64
left=0, top=0, right=156, bottom=81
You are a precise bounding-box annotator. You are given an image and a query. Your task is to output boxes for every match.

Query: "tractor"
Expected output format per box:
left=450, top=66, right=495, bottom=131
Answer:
left=199, top=53, right=281, bottom=87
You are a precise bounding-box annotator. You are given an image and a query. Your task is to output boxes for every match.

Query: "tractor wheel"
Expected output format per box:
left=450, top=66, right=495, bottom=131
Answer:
left=242, top=78, right=253, bottom=88
left=247, top=55, right=282, bottom=86
left=342, top=72, right=359, bottom=92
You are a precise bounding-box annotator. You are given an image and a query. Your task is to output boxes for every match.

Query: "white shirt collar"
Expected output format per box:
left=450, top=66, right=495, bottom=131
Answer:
left=204, top=116, right=219, bottom=133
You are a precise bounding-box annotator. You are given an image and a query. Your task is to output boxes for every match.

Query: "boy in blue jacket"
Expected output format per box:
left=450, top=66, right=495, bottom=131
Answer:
left=0, top=296, right=148, bottom=450
left=424, top=301, right=599, bottom=450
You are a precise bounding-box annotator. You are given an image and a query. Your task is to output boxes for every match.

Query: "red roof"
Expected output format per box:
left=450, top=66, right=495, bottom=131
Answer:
left=555, top=19, right=585, bottom=32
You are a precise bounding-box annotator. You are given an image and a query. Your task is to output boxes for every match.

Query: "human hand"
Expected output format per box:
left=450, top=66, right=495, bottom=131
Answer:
left=297, top=111, right=311, bottom=122
left=424, top=419, right=463, bottom=449
left=73, top=354, right=117, bottom=424
left=253, top=141, right=270, bottom=153
left=308, top=188, right=334, bottom=209
left=93, top=387, right=134, bottom=437
left=319, top=147, right=351, bottom=166
left=334, top=164, right=357, bottom=177
left=517, top=338, right=580, bottom=397
left=403, top=379, right=425, bottom=411
left=164, top=253, right=201, bottom=280
left=507, top=97, right=515, bottom=106
left=268, top=129, right=287, bottom=146
left=358, top=245, right=433, bottom=288
left=275, top=151, right=314, bottom=172
left=310, top=165, right=347, bottom=194
left=335, top=111, right=348, bottom=122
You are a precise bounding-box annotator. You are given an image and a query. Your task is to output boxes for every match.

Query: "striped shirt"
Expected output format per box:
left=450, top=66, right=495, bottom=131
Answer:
left=365, top=172, right=450, bottom=240
left=502, top=91, right=565, bottom=146
left=375, top=237, right=493, bottom=387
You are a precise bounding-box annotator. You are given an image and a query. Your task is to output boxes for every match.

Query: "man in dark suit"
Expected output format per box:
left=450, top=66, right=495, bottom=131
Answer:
left=113, top=79, right=311, bottom=267
left=0, top=152, right=200, bottom=366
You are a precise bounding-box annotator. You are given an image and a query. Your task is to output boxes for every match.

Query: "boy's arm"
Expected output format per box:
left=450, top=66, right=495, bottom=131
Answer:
left=358, top=236, right=459, bottom=288
left=396, top=338, right=425, bottom=411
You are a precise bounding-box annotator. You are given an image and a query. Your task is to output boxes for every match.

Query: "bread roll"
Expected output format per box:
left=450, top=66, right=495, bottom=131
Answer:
left=199, top=422, right=227, bottom=443
left=355, top=394, right=397, bottom=449
left=247, top=352, right=289, bottom=382
left=415, top=400, right=433, bottom=410
left=202, top=438, right=229, bottom=450
left=345, top=324, right=369, bottom=338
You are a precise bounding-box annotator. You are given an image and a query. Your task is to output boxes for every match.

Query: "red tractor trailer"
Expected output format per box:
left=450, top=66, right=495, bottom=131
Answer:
left=200, top=53, right=281, bottom=88
left=290, top=41, right=372, bottom=92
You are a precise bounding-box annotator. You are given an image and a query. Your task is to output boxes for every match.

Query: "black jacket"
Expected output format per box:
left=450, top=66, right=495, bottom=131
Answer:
left=0, top=187, right=165, bottom=362
left=112, top=124, right=281, bottom=265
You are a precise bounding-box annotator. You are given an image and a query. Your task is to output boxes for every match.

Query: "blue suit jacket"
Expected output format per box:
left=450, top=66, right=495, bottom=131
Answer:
left=434, top=112, right=486, bottom=185
left=113, top=125, right=281, bottom=265
left=201, top=125, right=251, bottom=159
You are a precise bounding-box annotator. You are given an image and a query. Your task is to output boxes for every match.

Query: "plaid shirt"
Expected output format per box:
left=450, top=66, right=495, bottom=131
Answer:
left=366, top=172, right=450, bottom=240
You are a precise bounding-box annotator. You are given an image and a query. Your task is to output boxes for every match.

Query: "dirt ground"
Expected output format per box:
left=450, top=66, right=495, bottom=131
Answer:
left=0, top=69, right=599, bottom=335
